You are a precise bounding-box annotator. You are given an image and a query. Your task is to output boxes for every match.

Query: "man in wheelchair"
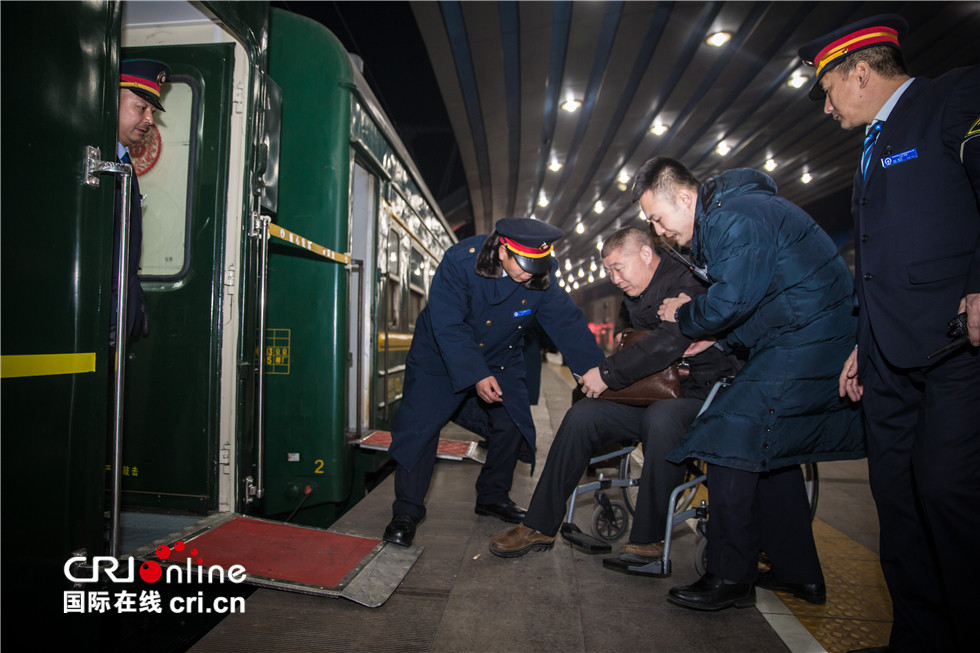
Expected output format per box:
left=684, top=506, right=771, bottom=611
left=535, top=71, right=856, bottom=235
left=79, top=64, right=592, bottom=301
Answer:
left=489, top=227, right=739, bottom=562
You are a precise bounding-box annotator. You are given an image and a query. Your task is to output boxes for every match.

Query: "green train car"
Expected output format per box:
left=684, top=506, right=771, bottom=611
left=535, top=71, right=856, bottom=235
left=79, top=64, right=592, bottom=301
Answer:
left=1, top=0, right=454, bottom=629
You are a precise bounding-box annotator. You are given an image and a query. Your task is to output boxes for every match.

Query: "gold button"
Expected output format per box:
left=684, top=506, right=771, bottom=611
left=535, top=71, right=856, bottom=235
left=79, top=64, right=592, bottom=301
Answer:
left=521, top=299, right=527, bottom=305
left=478, top=343, right=484, bottom=348
left=517, top=326, right=522, bottom=330
left=486, top=320, right=492, bottom=326
left=469, top=248, right=476, bottom=253
left=508, top=345, right=513, bottom=349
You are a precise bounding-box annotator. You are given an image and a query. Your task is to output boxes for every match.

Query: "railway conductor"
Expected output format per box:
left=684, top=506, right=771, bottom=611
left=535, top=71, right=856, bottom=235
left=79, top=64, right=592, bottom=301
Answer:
left=799, top=15, right=979, bottom=652
left=113, top=58, right=170, bottom=344
left=383, top=218, right=604, bottom=547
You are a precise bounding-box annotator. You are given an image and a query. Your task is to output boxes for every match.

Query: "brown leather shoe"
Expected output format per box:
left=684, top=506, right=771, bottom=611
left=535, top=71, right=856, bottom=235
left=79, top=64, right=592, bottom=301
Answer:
left=489, top=523, right=555, bottom=558
left=619, top=541, right=664, bottom=564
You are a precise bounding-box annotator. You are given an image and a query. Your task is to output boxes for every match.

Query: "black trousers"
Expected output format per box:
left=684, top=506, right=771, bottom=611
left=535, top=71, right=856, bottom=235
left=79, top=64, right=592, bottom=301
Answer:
left=705, top=464, right=822, bottom=586
left=523, top=397, right=702, bottom=540
left=863, top=342, right=980, bottom=653
left=393, top=398, right=522, bottom=521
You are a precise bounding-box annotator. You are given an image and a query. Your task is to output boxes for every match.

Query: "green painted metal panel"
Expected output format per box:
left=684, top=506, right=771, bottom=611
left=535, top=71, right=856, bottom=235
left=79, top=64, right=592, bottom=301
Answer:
left=120, top=44, right=236, bottom=513
left=0, top=0, right=119, bottom=625
left=263, top=9, right=354, bottom=516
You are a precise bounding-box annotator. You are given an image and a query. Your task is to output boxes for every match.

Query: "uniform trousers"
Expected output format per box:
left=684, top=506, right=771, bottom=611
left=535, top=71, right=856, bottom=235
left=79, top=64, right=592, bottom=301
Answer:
left=523, top=397, right=702, bottom=540
left=706, top=464, right=822, bottom=586
left=393, top=396, right=522, bottom=521
left=862, top=341, right=980, bottom=653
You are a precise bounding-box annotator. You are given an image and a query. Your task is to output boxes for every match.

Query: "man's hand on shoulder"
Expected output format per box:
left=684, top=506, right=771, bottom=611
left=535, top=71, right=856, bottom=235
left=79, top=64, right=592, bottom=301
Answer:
left=578, top=366, right=607, bottom=399
left=658, top=293, right=691, bottom=323
left=476, top=375, right=503, bottom=403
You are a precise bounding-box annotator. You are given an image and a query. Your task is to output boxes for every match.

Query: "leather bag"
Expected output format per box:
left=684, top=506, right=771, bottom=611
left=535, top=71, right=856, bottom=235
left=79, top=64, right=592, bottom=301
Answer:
left=574, top=329, right=682, bottom=406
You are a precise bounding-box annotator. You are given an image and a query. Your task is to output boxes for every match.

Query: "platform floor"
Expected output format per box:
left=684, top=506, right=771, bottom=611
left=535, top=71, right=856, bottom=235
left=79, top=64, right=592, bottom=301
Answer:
left=192, top=363, right=891, bottom=653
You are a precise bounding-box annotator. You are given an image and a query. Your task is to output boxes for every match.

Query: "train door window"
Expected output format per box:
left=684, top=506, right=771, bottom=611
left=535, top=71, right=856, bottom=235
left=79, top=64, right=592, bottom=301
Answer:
left=386, top=230, right=402, bottom=331
left=136, top=77, right=199, bottom=280
left=408, top=248, right=426, bottom=330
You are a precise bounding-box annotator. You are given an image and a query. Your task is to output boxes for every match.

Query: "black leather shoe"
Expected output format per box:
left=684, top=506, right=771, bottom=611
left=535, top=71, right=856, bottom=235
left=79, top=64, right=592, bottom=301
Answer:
left=383, top=514, right=419, bottom=547
left=755, top=570, right=826, bottom=604
left=667, top=572, right=756, bottom=611
left=474, top=498, right=527, bottom=524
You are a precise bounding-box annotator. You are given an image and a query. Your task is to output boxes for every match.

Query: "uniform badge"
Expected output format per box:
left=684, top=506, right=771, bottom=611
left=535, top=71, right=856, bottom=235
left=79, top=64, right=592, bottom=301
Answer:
left=881, top=148, right=917, bottom=168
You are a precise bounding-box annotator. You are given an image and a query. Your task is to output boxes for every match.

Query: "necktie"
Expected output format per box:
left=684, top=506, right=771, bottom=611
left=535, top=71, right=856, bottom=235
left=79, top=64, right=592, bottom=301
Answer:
left=861, top=121, right=883, bottom=178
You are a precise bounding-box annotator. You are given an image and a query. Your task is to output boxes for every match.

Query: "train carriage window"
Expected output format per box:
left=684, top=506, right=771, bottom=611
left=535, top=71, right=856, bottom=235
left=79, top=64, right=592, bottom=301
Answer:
left=386, top=230, right=402, bottom=330
left=138, top=77, right=199, bottom=280
left=408, top=248, right=426, bottom=330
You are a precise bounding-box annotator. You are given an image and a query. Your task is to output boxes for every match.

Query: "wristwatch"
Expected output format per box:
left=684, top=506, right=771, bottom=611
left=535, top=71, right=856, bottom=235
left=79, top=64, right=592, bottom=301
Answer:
left=673, top=308, right=680, bottom=322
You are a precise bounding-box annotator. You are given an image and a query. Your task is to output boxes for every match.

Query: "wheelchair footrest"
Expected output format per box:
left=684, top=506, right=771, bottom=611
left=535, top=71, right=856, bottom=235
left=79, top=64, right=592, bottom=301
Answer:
left=602, top=556, right=671, bottom=578
left=559, top=522, right=612, bottom=554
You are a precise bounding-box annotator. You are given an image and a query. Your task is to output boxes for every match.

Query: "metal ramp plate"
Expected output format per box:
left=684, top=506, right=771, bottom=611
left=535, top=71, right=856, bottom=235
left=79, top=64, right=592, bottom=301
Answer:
left=127, top=514, right=421, bottom=608
left=356, top=430, right=486, bottom=463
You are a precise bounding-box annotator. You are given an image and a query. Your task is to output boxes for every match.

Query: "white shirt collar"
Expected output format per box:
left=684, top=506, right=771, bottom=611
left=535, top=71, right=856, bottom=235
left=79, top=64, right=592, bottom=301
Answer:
left=116, top=141, right=130, bottom=161
left=868, top=78, right=915, bottom=133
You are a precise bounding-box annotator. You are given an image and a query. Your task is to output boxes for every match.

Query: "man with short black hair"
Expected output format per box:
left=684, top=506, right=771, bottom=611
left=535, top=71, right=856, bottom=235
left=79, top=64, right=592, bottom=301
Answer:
left=489, top=226, right=738, bottom=561
left=639, top=156, right=864, bottom=611
left=383, top=218, right=604, bottom=548
left=799, top=14, right=980, bottom=651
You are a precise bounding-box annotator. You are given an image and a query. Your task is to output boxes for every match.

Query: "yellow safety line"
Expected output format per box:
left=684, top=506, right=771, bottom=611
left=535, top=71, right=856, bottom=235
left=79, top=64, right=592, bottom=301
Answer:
left=267, top=223, right=350, bottom=265
left=1, top=353, right=97, bottom=379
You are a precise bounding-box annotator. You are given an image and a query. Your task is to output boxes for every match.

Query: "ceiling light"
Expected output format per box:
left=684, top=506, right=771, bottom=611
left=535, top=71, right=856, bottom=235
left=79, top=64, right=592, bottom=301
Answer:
left=706, top=31, right=731, bottom=47
left=590, top=259, right=597, bottom=272
left=716, top=141, right=731, bottom=156
left=596, top=238, right=603, bottom=251
left=764, top=158, right=777, bottom=172
left=561, top=99, right=582, bottom=113
left=575, top=223, right=585, bottom=234
left=555, top=269, right=562, bottom=278
left=588, top=274, right=595, bottom=283
left=565, top=259, right=572, bottom=271
left=577, top=268, right=584, bottom=278
left=650, top=122, right=669, bottom=136
left=617, top=170, right=630, bottom=184
left=548, top=159, right=563, bottom=172
left=558, top=279, right=565, bottom=287
left=787, top=72, right=809, bottom=89
left=599, top=268, right=606, bottom=279
left=593, top=201, right=605, bottom=214
left=801, top=172, right=813, bottom=184
left=618, top=183, right=628, bottom=192
left=537, top=194, right=549, bottom=208
left=573, top=281, right=580, bottom=289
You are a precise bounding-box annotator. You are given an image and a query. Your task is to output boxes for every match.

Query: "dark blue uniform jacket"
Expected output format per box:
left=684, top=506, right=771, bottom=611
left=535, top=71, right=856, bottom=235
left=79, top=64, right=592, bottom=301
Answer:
left=851, top=66, right=980, bottom=371
left=669, top=169, right=865, bottom=472
left=389, top=234, right=604, bottom=472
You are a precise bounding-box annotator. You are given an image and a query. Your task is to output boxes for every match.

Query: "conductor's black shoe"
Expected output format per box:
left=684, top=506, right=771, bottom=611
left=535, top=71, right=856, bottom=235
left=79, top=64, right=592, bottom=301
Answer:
left=755, top=570, right=826, bottom=604
left=667, top=572, right=756, bottom=611
left=474, top=498, right=527, bottom=524
left=383, top=514, right=419, bottom=547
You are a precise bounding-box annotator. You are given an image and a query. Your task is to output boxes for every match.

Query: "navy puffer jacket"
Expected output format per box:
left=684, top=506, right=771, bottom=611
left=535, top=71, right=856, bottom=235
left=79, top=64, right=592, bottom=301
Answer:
left=668, top=169, right=864, bottom=472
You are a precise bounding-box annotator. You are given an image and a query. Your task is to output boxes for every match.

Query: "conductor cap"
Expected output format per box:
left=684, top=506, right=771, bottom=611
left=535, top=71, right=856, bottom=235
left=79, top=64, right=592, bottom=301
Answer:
left=798, top=14, right=908, bottom=100
left=495, top=217, right=563, bottom=275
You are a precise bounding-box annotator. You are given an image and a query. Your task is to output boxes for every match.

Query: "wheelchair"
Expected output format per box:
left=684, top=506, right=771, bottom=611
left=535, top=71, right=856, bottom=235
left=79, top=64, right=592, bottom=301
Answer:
left=559, top=380, right=820, bottom=577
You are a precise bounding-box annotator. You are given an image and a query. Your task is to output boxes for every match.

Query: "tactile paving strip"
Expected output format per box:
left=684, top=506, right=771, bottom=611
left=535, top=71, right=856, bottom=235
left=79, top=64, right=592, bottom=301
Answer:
left=775, top=519, right=893, bottom=652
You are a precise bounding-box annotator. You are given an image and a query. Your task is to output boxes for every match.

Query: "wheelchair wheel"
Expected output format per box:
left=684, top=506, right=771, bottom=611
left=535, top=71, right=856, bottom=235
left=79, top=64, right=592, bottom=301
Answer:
left=695, top=536, right=708, bottom=576
left=804, top=462, right=819, bottom=521
left=676, top=459, right=707, bottom=512
left=591, top=501, right=629, bottom=542
left=620, top=448, right=642, bottom=516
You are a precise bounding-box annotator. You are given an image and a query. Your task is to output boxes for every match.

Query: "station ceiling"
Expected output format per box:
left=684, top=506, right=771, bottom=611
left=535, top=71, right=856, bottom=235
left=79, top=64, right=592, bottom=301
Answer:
left=409, top=1, right=980, bottom=281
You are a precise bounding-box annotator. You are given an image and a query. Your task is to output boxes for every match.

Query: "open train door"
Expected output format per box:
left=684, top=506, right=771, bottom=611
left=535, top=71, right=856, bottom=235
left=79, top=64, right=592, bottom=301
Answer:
left=1, top=0, right=120, bottom=635
left=107, top=2, right=420, bottom=609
